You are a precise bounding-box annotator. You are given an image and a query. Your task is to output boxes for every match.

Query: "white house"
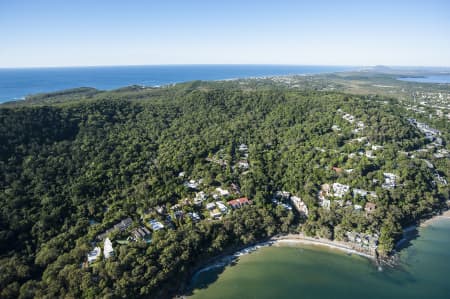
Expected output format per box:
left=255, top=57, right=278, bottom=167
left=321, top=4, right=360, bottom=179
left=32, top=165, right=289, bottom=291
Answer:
left=104, top=238, right=114, bottom=259
left=332, top=183, right=350, bottom=198
left=87, top=247, right=101, bottom=263
left=382, top=173, right=397, bottom=189
left=215, top=187, right=230, bottom=197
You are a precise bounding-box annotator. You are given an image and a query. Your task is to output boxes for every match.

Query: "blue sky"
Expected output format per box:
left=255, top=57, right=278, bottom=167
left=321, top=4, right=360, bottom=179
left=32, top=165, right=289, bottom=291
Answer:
left=1, top=0, right=449, bottom=67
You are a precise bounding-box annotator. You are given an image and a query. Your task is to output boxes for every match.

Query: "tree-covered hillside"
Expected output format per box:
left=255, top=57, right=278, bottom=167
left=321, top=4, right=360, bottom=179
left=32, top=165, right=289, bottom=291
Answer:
left=0, top=84, right=448, bottom=298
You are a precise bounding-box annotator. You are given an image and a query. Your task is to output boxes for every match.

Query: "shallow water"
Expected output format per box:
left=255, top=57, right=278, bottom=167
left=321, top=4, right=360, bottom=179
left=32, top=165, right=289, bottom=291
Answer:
left=189, top=220, right=450, bottom=299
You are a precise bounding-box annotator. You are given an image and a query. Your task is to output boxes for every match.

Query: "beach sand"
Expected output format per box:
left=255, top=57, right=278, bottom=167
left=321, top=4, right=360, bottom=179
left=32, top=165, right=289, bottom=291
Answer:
left=421, top=210, right=450, bottom=227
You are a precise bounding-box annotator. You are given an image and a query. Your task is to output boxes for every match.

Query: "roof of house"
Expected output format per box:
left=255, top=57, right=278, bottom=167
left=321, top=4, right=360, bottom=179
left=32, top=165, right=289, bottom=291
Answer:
left=228, top=197, right=250, bottom=206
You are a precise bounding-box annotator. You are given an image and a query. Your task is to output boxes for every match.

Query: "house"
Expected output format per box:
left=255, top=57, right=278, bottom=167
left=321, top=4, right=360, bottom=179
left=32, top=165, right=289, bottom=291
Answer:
left=354, top=204, right=363, bottom=211
left=318, top=184, right=331, bottom=209
left=239, top=144, right=248, bottom=152
left=215, top=187, right=230, bottom=197
left=131, top=226, right=151, bottom=240
left=346, top=231, right=378, bottom=250
left=353, top=189, right=368, bottom=198
left=210, top=209, right=222, bottom=219
left=365, top=202, right=376, bottom=213
left=230, top=183, right=241, bottom=194
left=237, top=161, right=249, bottom=169
left=281, top=203, right=293, bottom=210
left=187, top=212, right=201, bottom=222
left=184, top=179, right=199, bottom=189
left=104, top=238, right=114, bottom=259
left=343, top=113, right=355, bottom=123
left=228, top=197, right=251, bottom=209
left=332, top=183, right=350, bottom=198
left=155, top=206, right=166, bottom=215
left=365, top=150, right=376, bottom=159
left=371, top=145, right=383, bottom=151
left=97, top=218, right=133, bottom=241
left=194, top=191, right=207, bottom=205
left=332, top=166, right=343, bottom=173
left=173, top=210, right=184, bottom=220
left=382, top=173, right=397, bottom=189
left=320, top=198, right=331, bottom=209
left=206, top=202, right=216, bottom=210
left=216, top=201, right=228, bottom=213
left=276, top=191, right=291, bottom=199
left=87, top=247, right=101, bottom=263
left=319, top=184, right=330, bottom=198
left=290, top=196, right=308, bottom=216
left=331, top=125, right=341, bottom=131
left=149, top=219, right=164, bottom=231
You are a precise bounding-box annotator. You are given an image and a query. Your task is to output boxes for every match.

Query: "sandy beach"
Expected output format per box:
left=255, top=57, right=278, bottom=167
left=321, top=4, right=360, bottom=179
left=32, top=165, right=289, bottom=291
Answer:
left=420, top=210, right=450, bottom=227
left=273, top=235, right=376, bottom=260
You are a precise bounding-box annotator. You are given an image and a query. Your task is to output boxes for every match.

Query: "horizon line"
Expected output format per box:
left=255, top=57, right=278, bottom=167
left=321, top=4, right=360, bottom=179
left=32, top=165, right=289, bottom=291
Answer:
left=1, top=63, right=450, bottom=70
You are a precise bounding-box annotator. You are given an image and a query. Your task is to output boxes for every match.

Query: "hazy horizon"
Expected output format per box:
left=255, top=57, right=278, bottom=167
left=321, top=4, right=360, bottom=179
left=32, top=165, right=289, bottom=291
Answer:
left=1, top=64, right=450, bottom=70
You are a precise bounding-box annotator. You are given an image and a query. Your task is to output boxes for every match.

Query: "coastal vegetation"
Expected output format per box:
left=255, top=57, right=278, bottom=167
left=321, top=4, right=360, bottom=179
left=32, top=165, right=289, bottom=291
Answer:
left=0, top=81, right=448, bottom=298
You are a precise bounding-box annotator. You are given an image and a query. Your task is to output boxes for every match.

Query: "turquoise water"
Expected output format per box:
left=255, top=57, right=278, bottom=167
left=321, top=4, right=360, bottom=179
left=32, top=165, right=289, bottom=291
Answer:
left=189, top=219, right=450, bottom=299
left=0, top=65, right=352, bottom=102
left=398, top=75, right=450, bottom=83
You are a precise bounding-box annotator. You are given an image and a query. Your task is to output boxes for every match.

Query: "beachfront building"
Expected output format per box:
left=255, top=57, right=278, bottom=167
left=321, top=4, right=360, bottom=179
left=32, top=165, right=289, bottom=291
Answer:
left=318, top=184, right=331, bottom=209
left=290, top=195, right=309, bottom=216
left=346, top=231, right=379, bottom=252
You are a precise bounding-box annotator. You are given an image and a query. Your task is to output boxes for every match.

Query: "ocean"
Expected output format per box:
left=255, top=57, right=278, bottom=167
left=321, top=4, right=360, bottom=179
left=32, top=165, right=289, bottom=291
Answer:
left=0, top=65, right=352, bottom=103
left=189, top=219, right=450, bottom=299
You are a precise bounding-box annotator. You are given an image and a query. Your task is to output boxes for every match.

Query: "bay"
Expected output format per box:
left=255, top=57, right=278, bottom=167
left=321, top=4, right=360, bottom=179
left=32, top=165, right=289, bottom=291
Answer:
left=189, top=219, right=450, bottom=299
left=398, top=75, right=450, bottom=83
left=0, top=65, right=352, bottom=103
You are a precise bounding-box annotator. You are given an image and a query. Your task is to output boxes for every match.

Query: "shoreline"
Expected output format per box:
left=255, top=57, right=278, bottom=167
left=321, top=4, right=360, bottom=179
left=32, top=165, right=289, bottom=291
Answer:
left=272, top=235, right=376, bottom=260
left=397, top=209, right=450, bottom=250
left=181, top=211, right=450, bottom=298
left=420, top=209, right=450, bottom=227
left=178, top=236, right=375, bottom=298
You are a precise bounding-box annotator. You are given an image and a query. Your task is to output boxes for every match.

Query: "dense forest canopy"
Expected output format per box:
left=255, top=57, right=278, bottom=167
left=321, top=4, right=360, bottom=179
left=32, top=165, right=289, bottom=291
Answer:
left=0, top=82, right=448, bottom=298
